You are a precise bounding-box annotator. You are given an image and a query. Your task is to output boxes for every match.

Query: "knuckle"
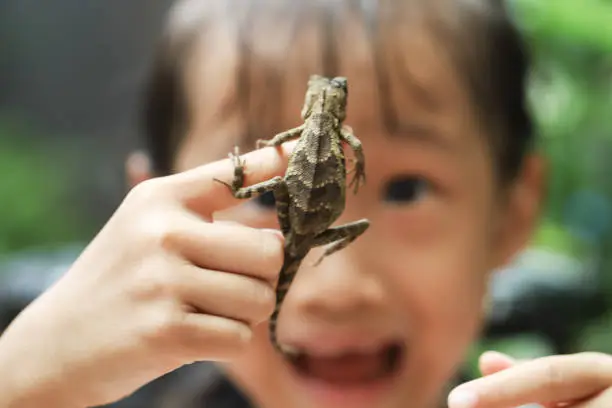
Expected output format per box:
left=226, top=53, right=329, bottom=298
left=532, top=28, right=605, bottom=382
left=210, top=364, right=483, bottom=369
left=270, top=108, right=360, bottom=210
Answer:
left=141, top=306, right=184, bottom=348
left=131, top=267, right=178, bottom=301
left=128, top=177, right=166, bottom=202
left=138, top=213, right=183, bottom=251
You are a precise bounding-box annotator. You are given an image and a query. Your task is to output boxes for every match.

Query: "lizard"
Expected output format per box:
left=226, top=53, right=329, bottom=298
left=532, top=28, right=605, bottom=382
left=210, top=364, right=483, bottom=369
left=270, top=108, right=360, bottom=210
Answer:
left=214, top=74, right=370, bottom=354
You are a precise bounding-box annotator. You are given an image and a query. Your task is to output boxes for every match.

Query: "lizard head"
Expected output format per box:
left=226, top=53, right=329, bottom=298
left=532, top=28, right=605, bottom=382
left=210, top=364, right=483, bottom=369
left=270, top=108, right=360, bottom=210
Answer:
left=328, top=76, right=348, bottom=121
left=300, top=75, right=348, bottom=122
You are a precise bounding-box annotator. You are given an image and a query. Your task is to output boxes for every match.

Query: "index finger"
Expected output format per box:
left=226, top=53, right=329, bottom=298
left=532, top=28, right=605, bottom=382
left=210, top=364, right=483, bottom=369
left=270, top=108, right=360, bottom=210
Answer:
left=167, top=141, right=295, bottom=213
left=447, top=353, right=612, bottom=408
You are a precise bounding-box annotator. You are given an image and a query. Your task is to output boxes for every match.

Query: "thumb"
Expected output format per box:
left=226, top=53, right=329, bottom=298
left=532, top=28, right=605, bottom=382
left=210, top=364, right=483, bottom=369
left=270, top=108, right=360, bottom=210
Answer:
left=479, top=351, right=517, bottom=377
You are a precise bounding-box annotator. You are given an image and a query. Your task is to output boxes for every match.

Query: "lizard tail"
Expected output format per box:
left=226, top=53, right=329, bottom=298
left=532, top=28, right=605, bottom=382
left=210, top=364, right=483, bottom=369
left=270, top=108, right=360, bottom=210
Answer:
left=269, top=251, right=306, bottom=354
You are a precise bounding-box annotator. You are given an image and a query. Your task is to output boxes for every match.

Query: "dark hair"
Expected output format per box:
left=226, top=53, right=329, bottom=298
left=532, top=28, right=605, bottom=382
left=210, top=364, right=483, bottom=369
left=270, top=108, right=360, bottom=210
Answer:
left=141, top=0, right=533, bottom=184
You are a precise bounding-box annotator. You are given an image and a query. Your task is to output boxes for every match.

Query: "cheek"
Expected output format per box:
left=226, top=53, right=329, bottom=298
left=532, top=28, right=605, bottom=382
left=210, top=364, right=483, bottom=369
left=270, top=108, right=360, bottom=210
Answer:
left=380, top=209, right=491, bottom=326
left=375, top=207, right=493, bottom=372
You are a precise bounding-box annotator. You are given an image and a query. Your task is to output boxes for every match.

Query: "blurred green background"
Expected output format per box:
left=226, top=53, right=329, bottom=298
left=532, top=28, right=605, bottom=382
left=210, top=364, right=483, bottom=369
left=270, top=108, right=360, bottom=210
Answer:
left=0, top=0, right=611, bottom=382
left=470, top=0, right=612, bottom=376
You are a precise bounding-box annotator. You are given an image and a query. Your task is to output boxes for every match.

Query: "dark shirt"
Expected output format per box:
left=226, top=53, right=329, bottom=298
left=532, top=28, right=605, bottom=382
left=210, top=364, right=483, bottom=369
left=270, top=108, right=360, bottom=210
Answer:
left=104, top=362, right=252, bottom=408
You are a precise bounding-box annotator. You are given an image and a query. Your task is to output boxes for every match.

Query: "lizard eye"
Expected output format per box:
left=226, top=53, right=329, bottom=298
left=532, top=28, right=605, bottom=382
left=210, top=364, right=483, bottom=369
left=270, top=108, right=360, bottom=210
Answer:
left=383, top=176, right=430, bottom=204
left=331, top=77, right=347, bottom=90
left=253, top=190, right=276, bottom=209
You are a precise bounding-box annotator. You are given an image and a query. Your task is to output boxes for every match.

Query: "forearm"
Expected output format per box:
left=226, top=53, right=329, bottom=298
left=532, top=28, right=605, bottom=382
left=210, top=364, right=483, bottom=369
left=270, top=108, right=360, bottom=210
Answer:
left=0, top=306, right=81, bottom=408
left=0, top=379, right=73, bottom=408
left=0, top=339, right=77, bottom=408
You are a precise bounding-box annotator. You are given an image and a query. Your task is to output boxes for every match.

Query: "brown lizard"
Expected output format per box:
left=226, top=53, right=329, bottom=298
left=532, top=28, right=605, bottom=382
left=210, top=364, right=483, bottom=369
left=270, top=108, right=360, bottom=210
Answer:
left=214, top=74, right=370, bottom=354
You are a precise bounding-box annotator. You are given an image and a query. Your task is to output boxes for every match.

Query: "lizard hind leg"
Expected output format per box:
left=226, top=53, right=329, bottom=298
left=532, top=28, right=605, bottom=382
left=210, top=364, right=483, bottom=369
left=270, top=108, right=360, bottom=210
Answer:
left=213, top=146, right=285, bottom=199
left=310, top=219, right=370, bottom=267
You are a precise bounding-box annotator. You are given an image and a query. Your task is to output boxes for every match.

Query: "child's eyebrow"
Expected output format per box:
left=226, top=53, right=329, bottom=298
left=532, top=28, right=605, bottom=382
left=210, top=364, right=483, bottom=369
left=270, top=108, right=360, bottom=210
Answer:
left=387, top=123, right=456, bottom=152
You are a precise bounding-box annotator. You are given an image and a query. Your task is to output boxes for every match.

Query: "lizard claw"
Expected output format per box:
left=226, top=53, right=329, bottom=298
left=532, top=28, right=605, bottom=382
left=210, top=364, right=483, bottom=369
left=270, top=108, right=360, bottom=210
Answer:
left=228, top=146, right=245, bottom=167
left=213, top=146, right=245, bottom=194
left=348, top=162, right=366, bottom=194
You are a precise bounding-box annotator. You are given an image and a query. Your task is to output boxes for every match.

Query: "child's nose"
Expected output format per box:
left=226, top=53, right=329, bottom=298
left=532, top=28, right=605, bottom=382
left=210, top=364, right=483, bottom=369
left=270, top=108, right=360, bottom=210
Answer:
left=289, top=247, right=385, bottom=322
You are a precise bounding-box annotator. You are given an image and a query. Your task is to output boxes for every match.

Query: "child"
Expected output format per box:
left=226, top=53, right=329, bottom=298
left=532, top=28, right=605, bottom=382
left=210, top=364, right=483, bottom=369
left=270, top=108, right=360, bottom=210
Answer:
left=1, top=1, right=611, bottom=408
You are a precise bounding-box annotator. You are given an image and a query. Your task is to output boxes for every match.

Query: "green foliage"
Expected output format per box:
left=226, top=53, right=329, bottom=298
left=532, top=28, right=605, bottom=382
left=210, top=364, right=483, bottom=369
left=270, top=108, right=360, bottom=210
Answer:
left=512, top=0, right=612, bottom=250
left=0, top=115, right=89, bottom=255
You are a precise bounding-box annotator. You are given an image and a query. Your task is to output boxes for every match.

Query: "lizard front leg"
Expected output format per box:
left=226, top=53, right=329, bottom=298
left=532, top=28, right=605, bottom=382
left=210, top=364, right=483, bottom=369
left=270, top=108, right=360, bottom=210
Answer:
left=213, top=146, right=284, bottom=199
left=340, top=126, right=366, bottom=194
left=310, top=219, right=370, bottom=266
left=256, top=124, right=306, bottom=149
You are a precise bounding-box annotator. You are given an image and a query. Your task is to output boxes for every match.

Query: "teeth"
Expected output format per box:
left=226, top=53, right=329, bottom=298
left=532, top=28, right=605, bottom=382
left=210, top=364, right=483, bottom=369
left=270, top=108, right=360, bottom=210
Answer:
left=287, top=343, right=405, bottom=383
left=280, top=345, right=300, bottom=356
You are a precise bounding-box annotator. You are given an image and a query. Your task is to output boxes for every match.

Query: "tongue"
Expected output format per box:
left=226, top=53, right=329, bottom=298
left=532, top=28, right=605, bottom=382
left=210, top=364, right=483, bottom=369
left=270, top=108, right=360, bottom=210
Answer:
left=300, top=349, right=387, bottom=384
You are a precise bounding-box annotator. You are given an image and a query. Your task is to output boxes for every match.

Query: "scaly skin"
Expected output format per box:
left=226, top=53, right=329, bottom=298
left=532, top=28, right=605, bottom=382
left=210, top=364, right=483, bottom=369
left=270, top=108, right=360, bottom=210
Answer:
left=214, top=75, right=369, bottom=354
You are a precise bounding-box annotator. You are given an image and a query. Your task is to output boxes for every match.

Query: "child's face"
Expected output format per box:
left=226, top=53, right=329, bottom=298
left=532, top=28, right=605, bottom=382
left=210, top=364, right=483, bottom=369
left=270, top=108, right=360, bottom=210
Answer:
left=130, top=22, right=542, bottom=408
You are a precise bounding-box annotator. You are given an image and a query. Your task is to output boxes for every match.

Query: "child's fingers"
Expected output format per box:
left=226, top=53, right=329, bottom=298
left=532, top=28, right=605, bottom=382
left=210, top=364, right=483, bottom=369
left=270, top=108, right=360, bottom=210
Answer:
left=176, top=313, right=253, bottom=362
left=448, top=353, right=612, bottom=408
left=479, top=351, right=517, bottom=376
left=478, top=352, right=559, bottom=408
left=167, top=141, right=296, bottom=214
left=477, top=352, right=562, bottom=408
left=178, top=265, right=276, bottom=326
left=168, top=219, right=284, bottom=284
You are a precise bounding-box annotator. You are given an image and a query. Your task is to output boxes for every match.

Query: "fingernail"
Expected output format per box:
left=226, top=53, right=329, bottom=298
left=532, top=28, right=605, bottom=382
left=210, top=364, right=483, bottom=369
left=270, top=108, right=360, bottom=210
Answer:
left=447, top=388, right=478, bottom=408
left=482, top=350, right=513, bottom=360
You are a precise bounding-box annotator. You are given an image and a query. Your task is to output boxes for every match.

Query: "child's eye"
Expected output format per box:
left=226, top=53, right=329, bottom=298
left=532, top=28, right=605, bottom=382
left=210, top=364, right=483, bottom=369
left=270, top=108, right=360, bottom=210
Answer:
left=252, top=191, right=276, bottom=209
left=383, top=176, right=430, bottom=204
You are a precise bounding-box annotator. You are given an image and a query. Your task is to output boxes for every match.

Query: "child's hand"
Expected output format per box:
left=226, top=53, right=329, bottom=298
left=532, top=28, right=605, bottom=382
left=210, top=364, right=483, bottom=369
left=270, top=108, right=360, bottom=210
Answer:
left=448, top=350, right=612, bottom=408
left=0, top=143, right=293, bottom=408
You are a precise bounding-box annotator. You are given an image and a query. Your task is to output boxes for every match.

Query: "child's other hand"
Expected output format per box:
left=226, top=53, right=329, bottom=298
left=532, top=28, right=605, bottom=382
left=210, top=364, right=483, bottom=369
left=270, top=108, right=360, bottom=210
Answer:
left=0, top=143, right=294, bottom=408
left=448, top=350, right=612, bottom=408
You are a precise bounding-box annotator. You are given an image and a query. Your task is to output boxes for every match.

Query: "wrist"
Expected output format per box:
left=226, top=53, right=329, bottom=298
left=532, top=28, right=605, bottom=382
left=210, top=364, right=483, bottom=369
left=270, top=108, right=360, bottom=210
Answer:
left=0, top=359, right=73, bottom=408
left=0, top=333, right=78, bottom=408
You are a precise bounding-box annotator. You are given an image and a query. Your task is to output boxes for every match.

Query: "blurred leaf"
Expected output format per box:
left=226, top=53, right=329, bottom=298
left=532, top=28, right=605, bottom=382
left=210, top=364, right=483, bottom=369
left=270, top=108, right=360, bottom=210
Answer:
left=0, top=115, right=89, bottom=255
left=513, top=0, right=612, bottom=53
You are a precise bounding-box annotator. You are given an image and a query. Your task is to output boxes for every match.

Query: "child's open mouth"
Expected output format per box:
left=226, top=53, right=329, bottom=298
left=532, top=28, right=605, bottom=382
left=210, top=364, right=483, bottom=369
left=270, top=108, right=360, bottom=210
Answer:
left=287, top=342, right=404, bottom=385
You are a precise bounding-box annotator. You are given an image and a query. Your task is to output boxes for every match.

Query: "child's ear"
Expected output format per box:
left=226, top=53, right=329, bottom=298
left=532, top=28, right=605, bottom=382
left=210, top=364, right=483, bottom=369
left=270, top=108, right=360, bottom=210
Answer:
left=125, top=150, right=154, bottom=188
left=493, top=154, right=546, bottom=269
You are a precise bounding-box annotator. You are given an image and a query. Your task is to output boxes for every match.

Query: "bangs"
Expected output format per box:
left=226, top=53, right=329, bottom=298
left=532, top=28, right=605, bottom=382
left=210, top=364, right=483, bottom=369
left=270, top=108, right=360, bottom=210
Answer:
left=175, top=0, right=470, bottom=149
left=151, top=0, right=530, bottom=180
